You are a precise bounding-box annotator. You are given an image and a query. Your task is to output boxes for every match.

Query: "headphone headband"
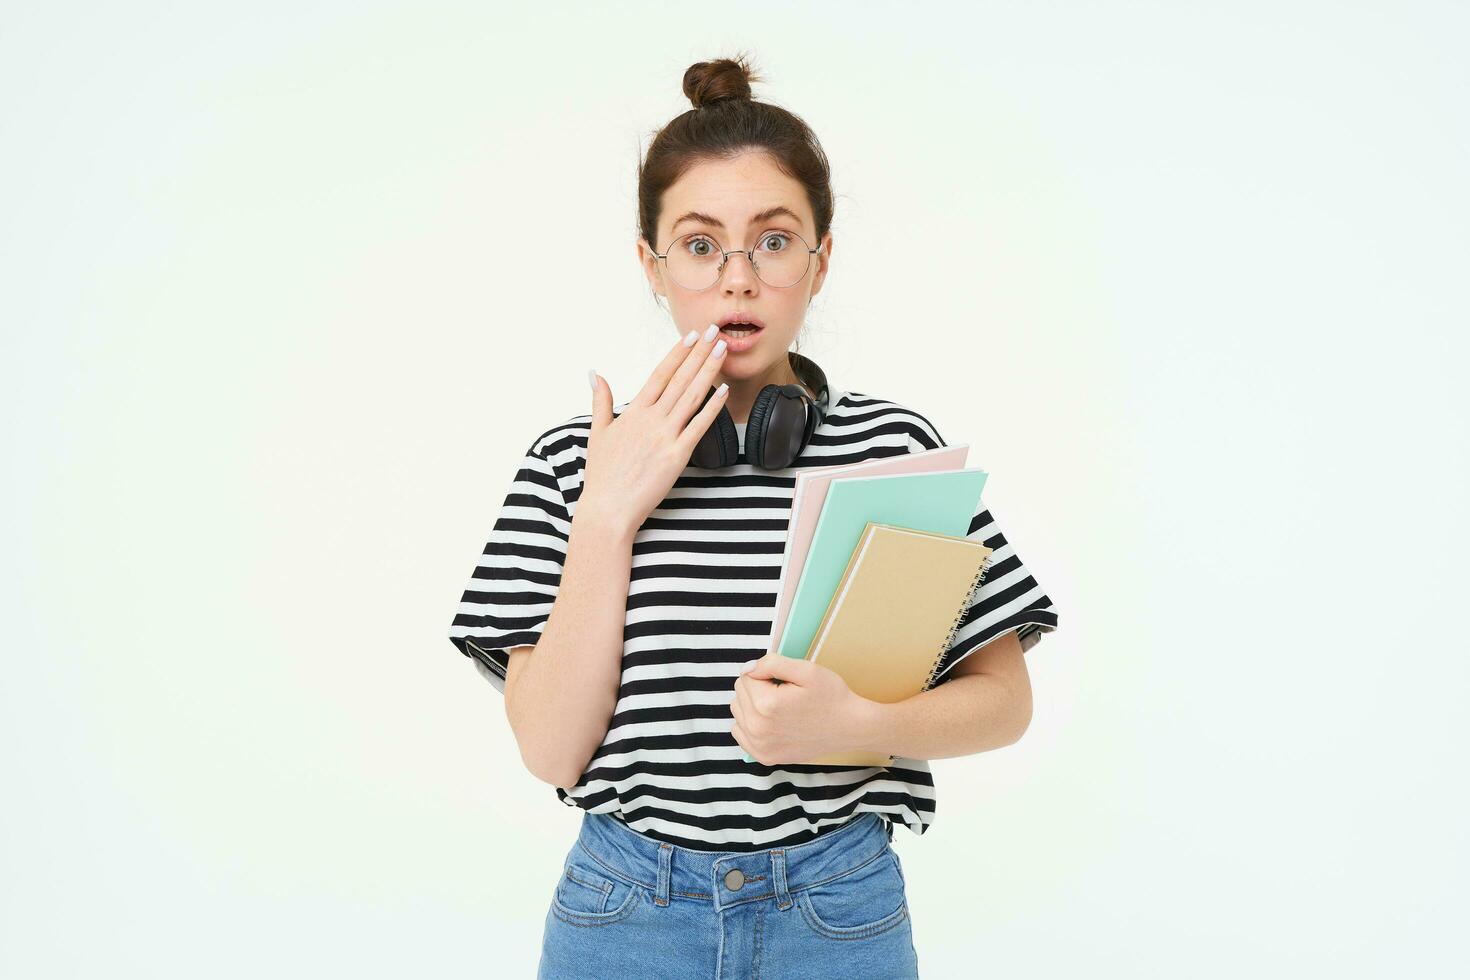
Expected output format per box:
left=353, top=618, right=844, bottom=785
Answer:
left=787, top=351, right=831, bottom=418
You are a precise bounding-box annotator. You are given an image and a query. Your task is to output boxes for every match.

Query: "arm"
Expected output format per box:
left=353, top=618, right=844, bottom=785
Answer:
left=855, top=630, right=1033, bottom=761
left=502, top=509, right=638, bottom=789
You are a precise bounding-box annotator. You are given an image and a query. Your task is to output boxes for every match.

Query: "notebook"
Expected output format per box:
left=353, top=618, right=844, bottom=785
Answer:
left=779, top=467, right=988, bottom=664
left=766, top=443, right=971, bottom=658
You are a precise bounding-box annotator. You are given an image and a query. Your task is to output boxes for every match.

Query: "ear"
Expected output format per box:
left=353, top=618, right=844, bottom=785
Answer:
left=636, top=238, right=666, bottom=298
left=809, top=231, right=833, bottom=298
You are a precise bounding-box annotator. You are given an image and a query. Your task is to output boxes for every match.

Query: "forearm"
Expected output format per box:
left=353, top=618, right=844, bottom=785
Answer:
left=506, top=508, right=636, bottom=788
left=855, top=671, right=1030, bottom=761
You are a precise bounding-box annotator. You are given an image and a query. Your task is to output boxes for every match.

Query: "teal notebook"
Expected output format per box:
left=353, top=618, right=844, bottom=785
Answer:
left=741, top=467, right=988, bottom=764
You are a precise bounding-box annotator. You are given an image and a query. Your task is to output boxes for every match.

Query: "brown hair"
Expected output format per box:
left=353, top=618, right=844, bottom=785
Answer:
left=637, top=54, right=835, bottom=354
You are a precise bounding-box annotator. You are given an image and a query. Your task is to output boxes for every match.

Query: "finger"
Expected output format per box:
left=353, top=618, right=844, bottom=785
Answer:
left=676, top=377, right=729, bottom=454
left=588, top=369, right=611, bottom=435
left=730, top=719, right=749, bottom=754
left=655, top=323, right=722, bottom=415
left=632, top=327, right=702, bottom=407
left=733, top=674, right=759, bottom=723
left=672, top=334, right=732, bottom=431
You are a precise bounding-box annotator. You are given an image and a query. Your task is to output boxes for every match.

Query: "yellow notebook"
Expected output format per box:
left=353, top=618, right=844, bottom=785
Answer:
left=799, top=522, right=994, bottom=767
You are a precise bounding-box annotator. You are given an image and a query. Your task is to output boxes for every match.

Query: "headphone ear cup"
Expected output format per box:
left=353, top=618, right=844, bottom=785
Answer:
left=742, top=353, right=830, bottom=469
left=746, top=383, right=815, bottom=470
left=689, top=387, right=740, bottom=468
left=743, top=385, right=779, bottom=469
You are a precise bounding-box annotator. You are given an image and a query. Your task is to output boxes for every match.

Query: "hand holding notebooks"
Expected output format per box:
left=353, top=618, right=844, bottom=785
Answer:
left=741, top=463, right=991, bottom=766
left=797, top=522, right=994, bottom=766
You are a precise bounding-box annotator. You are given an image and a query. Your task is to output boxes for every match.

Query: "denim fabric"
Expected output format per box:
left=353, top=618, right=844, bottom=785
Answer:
left=537, top=811, right=920, bottom=979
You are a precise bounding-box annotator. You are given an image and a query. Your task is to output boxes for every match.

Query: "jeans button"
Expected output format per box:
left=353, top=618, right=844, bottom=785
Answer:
left=724, top=869, right=745, bottom=890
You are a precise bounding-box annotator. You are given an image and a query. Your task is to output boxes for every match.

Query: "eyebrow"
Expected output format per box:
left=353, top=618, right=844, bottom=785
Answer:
left=671, top=205, right=803, bottom=234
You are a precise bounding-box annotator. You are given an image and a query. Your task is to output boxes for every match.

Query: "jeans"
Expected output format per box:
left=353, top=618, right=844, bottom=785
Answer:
left=537, top=810, right=920, bottom=979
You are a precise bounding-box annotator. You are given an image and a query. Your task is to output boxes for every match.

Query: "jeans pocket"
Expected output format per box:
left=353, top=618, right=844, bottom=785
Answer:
left=889, top=847, right=906, bottom=887
left=797, top=845, right=909, bottom=939
left=549, top=853, right=640, bottom=926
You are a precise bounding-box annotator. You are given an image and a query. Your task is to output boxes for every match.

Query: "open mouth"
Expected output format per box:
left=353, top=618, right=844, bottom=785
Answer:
left=718, top=322, right=764, bottom=351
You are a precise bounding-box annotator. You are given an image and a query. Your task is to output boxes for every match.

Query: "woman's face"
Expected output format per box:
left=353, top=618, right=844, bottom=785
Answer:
left=638, top=151, right=832, bottom=386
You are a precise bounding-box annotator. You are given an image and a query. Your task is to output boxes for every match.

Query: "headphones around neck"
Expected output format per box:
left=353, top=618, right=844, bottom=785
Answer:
left=688, top=351, right=831, bottom=470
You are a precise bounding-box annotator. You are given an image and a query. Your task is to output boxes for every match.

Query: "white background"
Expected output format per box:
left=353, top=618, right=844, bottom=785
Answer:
left=3, top=2, right=1466, bottom=976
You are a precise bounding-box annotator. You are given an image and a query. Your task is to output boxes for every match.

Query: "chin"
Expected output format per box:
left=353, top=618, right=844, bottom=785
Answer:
left=736, top=355, right=787, bottom=377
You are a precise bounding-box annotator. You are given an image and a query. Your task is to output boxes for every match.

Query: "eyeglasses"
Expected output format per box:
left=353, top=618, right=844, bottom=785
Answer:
left=652, top=228, right=824, bottom=290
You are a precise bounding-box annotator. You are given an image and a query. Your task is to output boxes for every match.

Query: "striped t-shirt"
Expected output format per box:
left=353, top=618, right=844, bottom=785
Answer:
left=447, top=389, right=1060, bottom=851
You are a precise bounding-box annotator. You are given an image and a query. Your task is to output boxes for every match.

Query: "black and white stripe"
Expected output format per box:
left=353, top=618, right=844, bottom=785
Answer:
left=448, top=390, right=1059, bottom=851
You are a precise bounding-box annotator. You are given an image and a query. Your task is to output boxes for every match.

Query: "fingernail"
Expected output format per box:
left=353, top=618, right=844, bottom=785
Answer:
left=587, top=368, right=597, bottom=391
left=703, top=323, right=719, bottom=342
left=683, top=329, right=698, bottom=347
left=716, top=382, right=728, bottom=397
left=712, top=339, right=727, bottom=358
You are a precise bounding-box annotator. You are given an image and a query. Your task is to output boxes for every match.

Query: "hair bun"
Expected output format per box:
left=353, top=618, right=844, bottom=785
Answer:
left=682, top=55, right=760, bottom=109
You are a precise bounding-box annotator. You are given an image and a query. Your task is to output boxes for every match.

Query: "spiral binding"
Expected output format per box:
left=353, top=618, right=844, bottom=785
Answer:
left=921, top=552, right=993, bottom=692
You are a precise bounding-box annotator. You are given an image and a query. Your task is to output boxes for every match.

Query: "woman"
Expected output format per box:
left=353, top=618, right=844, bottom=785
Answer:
left=448, top=55, right=1060, bottom=979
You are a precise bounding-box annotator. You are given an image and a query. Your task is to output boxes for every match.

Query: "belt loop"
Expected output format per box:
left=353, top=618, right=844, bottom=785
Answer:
left=771, top=849, right=793, bottom=911
left=654, top=842, right=673, bottom=907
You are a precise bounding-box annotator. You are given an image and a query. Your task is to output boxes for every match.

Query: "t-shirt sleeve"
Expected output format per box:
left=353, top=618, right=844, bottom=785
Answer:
left=447, top=440, right=570, bottom=694
left=905, top=415, right=1060, bottom=687
left=926, top=498, right=1060, bottom=686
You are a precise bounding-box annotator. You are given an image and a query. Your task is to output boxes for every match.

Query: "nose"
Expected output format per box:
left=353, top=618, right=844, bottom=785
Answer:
left=720, top=249, right=759, bottom=294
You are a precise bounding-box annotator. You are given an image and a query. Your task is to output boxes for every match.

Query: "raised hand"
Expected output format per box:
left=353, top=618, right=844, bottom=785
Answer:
left=579, top=324, right=730, bottom=535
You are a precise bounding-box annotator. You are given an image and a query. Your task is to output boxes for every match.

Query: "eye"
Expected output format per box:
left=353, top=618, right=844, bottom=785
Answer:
left=758, top=231, right=791, bottom=253
left=684, top=235, right=718, bottom=258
